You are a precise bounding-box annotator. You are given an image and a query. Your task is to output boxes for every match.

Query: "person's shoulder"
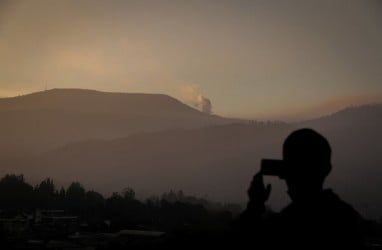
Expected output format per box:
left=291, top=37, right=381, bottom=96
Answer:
left=279, top=189, right=362, bottom=220
left=322, top=189, right=363, bottom=221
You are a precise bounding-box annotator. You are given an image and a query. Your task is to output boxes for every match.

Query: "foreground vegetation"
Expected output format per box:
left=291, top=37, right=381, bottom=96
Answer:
left=0, top=174, right=240, bottom=232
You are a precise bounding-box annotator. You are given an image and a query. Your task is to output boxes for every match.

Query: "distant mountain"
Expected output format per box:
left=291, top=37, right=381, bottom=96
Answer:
left=4, top=122, right=292, bottom=207
left=0, top=89, right=234, bottom=156
left=3, top=103, right=382, bottom=218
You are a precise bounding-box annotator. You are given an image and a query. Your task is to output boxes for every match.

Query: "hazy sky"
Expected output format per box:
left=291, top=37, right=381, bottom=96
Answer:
left=0, top=0, right=381, bottom=120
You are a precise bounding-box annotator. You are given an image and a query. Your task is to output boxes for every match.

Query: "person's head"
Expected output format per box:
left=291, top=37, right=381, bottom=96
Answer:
left=282, top=129, right=332, bottom=202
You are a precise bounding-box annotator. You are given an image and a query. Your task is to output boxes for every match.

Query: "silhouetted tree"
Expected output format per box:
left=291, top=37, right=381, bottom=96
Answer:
left=0, top=174, right=34, bottom=211
left=34, top=178, right=56, bottom=209
left=56, top=186, right=66, bottom=208
left=122, top=187, right=135, bottom=200
left=84, top=190, right=105, bottom=225
left=65, top=182, right=86, bottom=214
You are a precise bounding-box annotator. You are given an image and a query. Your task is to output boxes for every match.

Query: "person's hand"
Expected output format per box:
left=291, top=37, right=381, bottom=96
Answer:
left=248, top=172, right=272, bottom=205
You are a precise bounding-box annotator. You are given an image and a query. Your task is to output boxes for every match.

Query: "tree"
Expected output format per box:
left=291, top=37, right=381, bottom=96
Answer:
left=0, top=174, right=34, bottom=210
left=66, top=182, right=86, bottom=213
left=35, top=178, right=56, bottom=209
left=85, top=190, right=105, bottom=222
left=122, top=187, right=135, bottom=201
left=66, top=182, right=85, bottom=200
left=36, top=178, right=55, bottom=194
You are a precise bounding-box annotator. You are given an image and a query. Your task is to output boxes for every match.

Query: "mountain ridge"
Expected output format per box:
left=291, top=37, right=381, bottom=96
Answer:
left=0, top=88, right=207, bottom=115
left=0, top=88, right=234, bottom=156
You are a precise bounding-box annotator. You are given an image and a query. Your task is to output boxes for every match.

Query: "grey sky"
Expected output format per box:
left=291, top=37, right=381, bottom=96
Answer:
left=0, top=0, right=381, bottom=120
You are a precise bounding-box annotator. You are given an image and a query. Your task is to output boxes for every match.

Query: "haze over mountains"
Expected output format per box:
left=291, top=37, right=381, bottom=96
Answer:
left=0, top=89, right=381, bottom=219
left=0, top=89, right=232, bottom=156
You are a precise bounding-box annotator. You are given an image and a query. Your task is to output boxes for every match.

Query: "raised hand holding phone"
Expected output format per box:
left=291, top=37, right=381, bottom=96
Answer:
left=248, top=172, right=272, bottom=206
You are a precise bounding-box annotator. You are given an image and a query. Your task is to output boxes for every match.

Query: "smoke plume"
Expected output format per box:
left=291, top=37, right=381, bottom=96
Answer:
left=181, top=85, right=212, bottom=114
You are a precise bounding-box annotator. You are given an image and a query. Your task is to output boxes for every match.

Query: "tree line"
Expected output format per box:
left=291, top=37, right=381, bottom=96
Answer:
left=0, top=174, right=240, bottom=232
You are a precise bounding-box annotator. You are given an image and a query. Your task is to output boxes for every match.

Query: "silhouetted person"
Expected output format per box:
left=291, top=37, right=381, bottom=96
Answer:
left=236, top=128, right=365, bottom=249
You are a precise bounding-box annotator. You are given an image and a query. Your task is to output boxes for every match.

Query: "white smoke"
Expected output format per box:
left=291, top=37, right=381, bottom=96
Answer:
left=181, top=85, right=212, bottom=114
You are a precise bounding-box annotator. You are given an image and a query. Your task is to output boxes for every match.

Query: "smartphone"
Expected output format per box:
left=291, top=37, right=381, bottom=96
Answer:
left=261, top=159, right=285, bottom=177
